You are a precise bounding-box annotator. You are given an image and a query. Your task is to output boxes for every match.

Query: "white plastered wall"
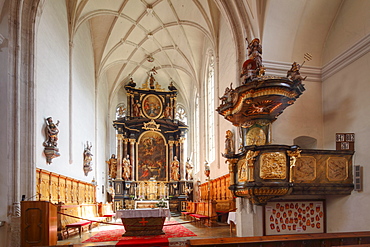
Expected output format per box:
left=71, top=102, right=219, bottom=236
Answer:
left=321, top=0, right=370, bottom=233
left=35, top=1, right=108, bottom=191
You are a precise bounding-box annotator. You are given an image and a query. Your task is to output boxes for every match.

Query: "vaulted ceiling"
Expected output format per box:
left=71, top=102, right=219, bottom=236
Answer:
left=66, top=0, right=345, bottom=106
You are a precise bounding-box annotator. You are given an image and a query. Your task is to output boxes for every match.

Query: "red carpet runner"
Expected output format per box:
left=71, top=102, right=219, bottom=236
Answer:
left=83, top=221, right=196, bottom=246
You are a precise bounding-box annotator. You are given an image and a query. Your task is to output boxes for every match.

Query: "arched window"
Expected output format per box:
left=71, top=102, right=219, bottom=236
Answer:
left=206, top=53, right=215, bottom=163
left=116, top=103, right=126, bottom=119
left=294, top=136, right=317, bottom=149
left=175, top=104, right=188, bottom=124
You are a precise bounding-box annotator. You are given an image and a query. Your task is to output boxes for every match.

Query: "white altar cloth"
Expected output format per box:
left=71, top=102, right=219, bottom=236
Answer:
left=116, top=208, right=171, bottom=219
left=227, top=211, right=236, bottom=224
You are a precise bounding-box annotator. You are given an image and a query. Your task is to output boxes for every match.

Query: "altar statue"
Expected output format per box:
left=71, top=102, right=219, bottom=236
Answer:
left=133, top=100, right=141, bottom=117
left=106, top=154, right=117, bottom=179
left=171, top=156, right=180, bottom=181
left=185, top=157, right=193, bottom=180
left=122, top=155, right=132, bottom=180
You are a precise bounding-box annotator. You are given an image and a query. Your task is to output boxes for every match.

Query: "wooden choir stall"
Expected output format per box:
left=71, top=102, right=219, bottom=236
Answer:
left=108, top=70, right=192, bottom=220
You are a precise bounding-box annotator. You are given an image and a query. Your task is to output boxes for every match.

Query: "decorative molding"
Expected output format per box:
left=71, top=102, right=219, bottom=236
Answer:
left=263, top=60, right=322, bottom=82
left=322, top=33, right=370, bottom=81
left=264, top=34, right=370, bottom=82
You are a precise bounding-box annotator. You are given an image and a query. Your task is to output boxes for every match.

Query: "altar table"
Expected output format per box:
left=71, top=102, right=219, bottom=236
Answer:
left=116, top=208, right=171, bottom=236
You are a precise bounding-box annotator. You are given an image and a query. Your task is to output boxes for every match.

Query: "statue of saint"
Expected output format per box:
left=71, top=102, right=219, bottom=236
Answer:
left=106, top=154, right=117, bottom=179
left=287, top=62, right=307, bottom=81
left=204, top=160, right=210, bottom=179
left=171, top=156, right=180, bottom=181
left=122, top=155, right=132, bottom=180
left=43, top=117, right=60, bottom=147
left=83, top=142, right=93, bottom=176
left=133, top=100, right=141, bottom=117
left=185, top=157, right=193, bottom=180
left=163, top=103, right=172, bottom=119
left=224, top=130, right=235, bottom=155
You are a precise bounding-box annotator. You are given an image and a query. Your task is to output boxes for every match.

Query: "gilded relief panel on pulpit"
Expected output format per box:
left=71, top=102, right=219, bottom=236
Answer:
left=327, top=157, right=348, bottom=181
left=137, top=131, right=167, bottom=181
left=237, top=157, right=248, bottom=182
left=260, top=152, right=287, bottom=179
left=294, top=156, right=316, bottom=182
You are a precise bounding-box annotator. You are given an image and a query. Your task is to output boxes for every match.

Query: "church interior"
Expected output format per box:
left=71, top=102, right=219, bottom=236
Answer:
left=1, top=0, right=370, bottom=246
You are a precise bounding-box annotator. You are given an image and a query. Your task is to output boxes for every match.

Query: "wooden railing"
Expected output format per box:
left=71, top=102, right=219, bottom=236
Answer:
left=36, top=168, right=96, bottom=204
left=186, top=231, right=370, bottom=246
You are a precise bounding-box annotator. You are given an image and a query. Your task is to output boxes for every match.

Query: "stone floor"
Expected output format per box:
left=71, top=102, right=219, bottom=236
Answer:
left=56, top=216, right=236, bottom=246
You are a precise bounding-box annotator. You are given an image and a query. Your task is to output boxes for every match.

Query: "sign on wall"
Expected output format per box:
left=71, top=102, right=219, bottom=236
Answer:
left=264, top=200, right=325, bottom=235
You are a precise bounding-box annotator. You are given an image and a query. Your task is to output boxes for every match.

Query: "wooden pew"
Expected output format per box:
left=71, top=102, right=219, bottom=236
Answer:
left=181, top=201, right=197, bottom=220
left=186, top=231, right=370, bottom=247
left=98, top=202, right=116, bottom=222
left=199, top=174, right=236, bottom=224
left=57, top=203, right=107, bottom=239
left=189, top=201, right=217, bottom=226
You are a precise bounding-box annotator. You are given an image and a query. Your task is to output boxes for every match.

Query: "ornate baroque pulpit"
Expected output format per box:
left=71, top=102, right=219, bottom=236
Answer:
left=218, top=39, right=354, bottom=205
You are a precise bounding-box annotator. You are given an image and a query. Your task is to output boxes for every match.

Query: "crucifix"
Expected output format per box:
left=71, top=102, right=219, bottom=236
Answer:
left=139, top=218, right=148, bottom=226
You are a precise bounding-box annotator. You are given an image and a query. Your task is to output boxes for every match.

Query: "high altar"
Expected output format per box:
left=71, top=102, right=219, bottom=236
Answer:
left=108, top=68, right=191, bottom=213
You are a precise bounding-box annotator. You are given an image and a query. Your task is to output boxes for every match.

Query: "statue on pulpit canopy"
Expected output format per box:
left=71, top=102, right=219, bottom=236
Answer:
left=171, top=156, right=180, bottom=181
left=106, top=154, right=117, bottom=179
left=122, top=155, right=132, bottom=180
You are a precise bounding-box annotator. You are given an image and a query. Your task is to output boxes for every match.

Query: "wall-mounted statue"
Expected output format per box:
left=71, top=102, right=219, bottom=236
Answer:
left=43, top=117, right=60, bottom=147
left=106, top=154, right=117, bottom=179
left=83, top=142, right=93, bottom=176
left=122, top=155, right=132, bottom=180
left=204, top=160, right=210, bottom=179
left=43, top=117, right=60, bottom=164
left=171, top=156, right=180, bottom=181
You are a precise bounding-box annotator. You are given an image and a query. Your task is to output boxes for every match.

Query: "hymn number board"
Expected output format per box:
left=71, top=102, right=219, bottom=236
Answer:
left=336, top=133, right=355, bottom=151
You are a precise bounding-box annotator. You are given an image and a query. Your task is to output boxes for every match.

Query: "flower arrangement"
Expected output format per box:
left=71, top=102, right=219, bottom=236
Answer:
left=156, top=199, right=167, bottom=208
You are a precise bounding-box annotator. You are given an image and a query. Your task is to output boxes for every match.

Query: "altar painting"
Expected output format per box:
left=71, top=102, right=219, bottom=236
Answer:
left=137, top=131, right=167, bottom=181
left=142, top=94, right=163, bottom=119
